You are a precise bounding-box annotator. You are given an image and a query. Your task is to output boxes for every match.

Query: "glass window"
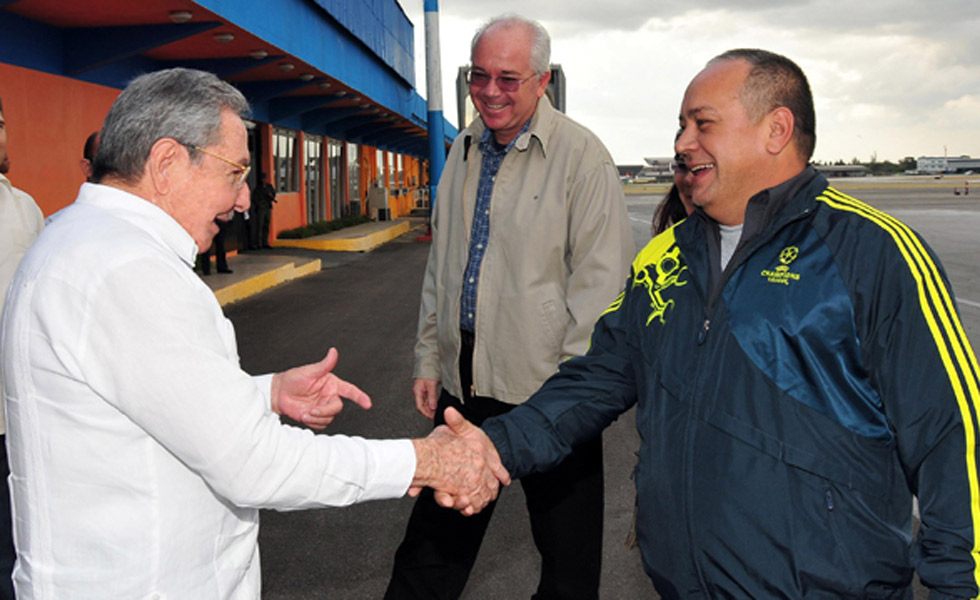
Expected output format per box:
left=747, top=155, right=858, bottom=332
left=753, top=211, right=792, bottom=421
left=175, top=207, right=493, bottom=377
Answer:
left=328, top=139, right=344, bottom=219
left=375, top=149, right=385, bottom=188
left=305, top=135, right=324, bottom=223
left=347, top=142, right=360, bottom=209
left=273, top=128, right=298, bottom=193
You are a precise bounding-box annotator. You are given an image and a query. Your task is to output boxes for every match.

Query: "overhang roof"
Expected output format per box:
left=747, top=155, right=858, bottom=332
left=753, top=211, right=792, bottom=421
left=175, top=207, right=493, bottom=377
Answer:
left=0, top=0, right=454, bottom=157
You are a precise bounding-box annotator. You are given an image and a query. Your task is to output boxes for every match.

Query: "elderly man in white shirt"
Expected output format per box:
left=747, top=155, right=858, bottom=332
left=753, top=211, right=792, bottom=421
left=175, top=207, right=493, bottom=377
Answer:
left=0, top=97, right=44, bottom=600
left=0, top=68, right=509, bottom=599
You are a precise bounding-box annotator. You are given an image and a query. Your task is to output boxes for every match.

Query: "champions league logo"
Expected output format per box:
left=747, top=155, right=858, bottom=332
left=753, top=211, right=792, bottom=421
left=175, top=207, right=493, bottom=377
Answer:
left=761, top=245, right=802, bottom=286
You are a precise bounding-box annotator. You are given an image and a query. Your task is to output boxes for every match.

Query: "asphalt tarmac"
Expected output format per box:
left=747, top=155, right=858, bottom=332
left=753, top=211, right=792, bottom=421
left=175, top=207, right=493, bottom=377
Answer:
left=226, top=178, right=977, bottom=598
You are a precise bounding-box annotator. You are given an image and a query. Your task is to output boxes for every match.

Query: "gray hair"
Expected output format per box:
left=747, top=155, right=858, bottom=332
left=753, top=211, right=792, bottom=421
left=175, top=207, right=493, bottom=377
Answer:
left=471, top=14, right=551, bottom=76
left=92, top=68, right=249, bottom=184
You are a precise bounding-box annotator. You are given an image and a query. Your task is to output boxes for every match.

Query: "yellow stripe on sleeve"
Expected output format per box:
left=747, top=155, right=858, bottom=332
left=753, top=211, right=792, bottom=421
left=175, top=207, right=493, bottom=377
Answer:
left=818, top=187, right=980, bottom=592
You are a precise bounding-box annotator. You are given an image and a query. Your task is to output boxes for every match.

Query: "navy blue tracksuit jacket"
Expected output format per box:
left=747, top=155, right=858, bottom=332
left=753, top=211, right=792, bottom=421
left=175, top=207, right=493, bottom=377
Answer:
left=484, top=169, right=980, bottom=598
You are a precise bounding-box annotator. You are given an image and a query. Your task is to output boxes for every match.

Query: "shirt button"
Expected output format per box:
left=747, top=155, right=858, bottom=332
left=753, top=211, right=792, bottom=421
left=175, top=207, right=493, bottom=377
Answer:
left=468, top=313, right=474, bottom=319
left=476, top=243, right=483, bottom=249
left=469, top=277, right=475, bottom=283
left=484, top=209, right=489, bottom=215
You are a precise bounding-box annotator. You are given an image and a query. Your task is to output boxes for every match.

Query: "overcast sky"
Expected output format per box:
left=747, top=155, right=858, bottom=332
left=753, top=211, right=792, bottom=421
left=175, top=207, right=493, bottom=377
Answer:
left=399, top=0, right=980, bottom=166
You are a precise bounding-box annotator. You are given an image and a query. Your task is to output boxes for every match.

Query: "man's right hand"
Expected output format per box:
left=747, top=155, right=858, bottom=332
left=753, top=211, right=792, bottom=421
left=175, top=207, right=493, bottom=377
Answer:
left=413, top=377, right=440, bottom=419
left=409, top=407, right=511, bottom=515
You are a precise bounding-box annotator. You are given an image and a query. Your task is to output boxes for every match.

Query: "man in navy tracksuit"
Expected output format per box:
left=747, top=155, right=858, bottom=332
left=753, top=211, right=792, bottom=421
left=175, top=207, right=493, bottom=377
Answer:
left=481, top=49, right=980, bottom=598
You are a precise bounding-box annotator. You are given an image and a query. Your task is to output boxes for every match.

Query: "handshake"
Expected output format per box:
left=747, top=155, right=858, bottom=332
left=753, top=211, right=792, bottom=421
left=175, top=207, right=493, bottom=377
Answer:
left=271, top=354, right=509, bottom=516
left=409, top=407, right=511, bottom=516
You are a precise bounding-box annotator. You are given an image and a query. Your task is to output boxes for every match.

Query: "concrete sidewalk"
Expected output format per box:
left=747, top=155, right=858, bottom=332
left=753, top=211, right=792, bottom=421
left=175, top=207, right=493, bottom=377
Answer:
left=200, top=218, right=425, bottom=306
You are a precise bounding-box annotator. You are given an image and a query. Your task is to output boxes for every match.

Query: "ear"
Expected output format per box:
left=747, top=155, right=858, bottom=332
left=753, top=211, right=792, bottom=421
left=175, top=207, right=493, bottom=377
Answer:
left=535, top=69, right=552, bottom=98
left=146, top=138, right=182, bottom=195
left=764, top=106, right=795, bottom=155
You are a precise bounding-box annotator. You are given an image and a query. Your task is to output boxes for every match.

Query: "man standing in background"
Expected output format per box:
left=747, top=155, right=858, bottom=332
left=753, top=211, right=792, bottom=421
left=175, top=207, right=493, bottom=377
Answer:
left=79, top=130, right=99, bottom=182
left=0, top=96, right=44, bottom=600
left=386, top=14, right=632, bottom=600
left=251, top=172, right=276, bottom=248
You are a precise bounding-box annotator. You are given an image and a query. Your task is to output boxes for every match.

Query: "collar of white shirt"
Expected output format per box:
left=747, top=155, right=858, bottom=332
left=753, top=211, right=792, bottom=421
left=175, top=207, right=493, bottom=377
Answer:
left=73, top=182, right=200, bottom=268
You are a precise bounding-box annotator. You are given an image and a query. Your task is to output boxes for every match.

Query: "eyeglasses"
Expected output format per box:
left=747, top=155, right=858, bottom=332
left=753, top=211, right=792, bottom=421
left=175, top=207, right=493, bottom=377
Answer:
left=466, top=70, right=537, bottom=93
left=182, top=143, right=251, bottom=189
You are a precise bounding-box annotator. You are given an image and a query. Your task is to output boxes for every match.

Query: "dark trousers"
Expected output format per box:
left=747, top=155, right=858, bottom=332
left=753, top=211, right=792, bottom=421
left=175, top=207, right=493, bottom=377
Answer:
left=256, top=207, right=272, bottom=248
left=385, top=333, right=603, bottom=600
left=199, top=220, right=230, bottom=274
left=247, top=205, right=260, bottom=250
left=0, top=436, right=15, bottom=599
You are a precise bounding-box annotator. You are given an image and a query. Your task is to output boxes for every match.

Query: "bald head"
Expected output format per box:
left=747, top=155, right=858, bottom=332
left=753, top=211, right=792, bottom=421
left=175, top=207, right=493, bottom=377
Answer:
left=709, top=49, right=816, bottom=161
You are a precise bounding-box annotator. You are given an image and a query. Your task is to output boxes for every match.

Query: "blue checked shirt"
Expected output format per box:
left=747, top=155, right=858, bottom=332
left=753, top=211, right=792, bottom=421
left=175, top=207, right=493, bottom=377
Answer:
left=459, top=120, right=531, bottom=332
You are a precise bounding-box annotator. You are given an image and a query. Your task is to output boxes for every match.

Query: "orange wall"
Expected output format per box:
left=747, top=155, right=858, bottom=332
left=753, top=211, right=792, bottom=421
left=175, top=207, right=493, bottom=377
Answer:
left=274, top=192, right=304, bottom=234
left=0, top=62, right=119, bottom=216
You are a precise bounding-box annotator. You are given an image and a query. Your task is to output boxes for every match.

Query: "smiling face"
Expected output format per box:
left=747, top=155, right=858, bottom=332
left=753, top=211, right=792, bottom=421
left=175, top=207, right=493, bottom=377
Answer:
left=169, top=108, right=251, bottom=251
left=675, top=59, right=775, bottom=225
left=470, top=24, right=550, bottom=146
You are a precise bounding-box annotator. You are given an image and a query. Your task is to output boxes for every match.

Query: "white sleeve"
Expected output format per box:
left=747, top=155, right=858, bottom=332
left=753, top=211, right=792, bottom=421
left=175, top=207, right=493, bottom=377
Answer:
left=81, top=256, right=415, bottom=508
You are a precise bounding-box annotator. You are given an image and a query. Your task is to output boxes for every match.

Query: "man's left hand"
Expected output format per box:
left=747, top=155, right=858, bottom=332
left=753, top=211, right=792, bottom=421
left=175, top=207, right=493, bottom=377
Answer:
left=270, top=348, right=371, bottom=430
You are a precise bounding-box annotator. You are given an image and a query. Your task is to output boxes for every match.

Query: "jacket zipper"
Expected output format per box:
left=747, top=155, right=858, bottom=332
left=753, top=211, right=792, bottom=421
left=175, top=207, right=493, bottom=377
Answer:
left=697, top=205, right=815, bottom=345
left=469, top=139, right=494, bottom=400
left=458, top=141, right=477, bottom=402
left=684, top=203, right=815, bottom=591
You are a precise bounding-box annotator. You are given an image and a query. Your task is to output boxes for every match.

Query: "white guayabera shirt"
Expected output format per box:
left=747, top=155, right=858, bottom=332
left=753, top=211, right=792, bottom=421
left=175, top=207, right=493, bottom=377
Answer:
left=0, top=183, right=414, bottom=599
left=0, top=172, right=43, bottom=435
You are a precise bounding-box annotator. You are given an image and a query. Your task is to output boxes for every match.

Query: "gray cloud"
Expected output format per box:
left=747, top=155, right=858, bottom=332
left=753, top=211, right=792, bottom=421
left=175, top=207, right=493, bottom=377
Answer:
left=415, top=0, right=977, bottom=34
left=403, top=0, right=980, bottom=162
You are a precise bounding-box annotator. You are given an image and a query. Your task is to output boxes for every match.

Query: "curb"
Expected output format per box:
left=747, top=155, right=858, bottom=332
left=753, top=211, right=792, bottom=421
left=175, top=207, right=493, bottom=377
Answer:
left=210, top=219, right=422, bottom=306
left=270, top=220, right=413, bottom=252
left=213, top=258, right=321, bottom=306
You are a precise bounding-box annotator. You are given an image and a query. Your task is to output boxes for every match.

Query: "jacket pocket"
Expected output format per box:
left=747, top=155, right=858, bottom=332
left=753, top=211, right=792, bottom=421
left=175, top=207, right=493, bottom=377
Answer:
left=698, top=408, right=912, bottom=596
left=538, top=297, right=565, bottom=351
left=701, top=406, right=892, bottom=500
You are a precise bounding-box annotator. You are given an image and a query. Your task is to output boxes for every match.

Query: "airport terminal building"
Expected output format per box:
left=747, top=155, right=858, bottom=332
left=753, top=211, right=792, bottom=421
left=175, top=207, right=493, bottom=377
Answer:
left=0, top=0, right=455, bottom=247
left=917, top=155, right=980, bottom=174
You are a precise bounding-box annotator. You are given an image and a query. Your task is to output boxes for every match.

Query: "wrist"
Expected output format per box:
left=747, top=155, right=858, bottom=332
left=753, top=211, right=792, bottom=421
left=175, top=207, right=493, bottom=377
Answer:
left=410, top=438, right=436, bottom=487
left=270, top=372, right=282, bottom=414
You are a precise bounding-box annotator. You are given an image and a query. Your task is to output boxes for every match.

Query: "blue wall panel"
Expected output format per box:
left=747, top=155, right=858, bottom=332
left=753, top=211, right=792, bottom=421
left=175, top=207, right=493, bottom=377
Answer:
left=0, top=11, right=63, bottom=74
left=196, top=0, right=423, bottom=127
left=311, top=0, right=414, bottom=86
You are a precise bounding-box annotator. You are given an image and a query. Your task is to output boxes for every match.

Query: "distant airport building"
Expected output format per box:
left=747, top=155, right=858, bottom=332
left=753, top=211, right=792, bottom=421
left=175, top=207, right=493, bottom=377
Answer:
left=617, top=165, right=644, bottom=179
left=917, top=156, right=980, bottom=174
left=0, top=0, right=456, bottom=246
left=814, top=164, right=870, bottom=177
left=621, top=156, right=675, bottom=183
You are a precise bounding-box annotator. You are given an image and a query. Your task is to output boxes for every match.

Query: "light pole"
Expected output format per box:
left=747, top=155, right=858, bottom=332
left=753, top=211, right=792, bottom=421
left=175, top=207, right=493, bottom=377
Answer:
left=422, top=0, right=445, bottom=240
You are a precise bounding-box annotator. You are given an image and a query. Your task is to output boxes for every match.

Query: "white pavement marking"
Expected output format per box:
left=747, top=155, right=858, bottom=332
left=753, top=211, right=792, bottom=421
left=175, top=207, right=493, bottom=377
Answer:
left=959, top=298, right=980, bottom=309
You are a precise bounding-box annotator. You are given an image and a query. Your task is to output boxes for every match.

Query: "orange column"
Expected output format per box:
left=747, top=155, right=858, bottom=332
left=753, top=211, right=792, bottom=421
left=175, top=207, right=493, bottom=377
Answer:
left=0, top=63, right=118, bottom=216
